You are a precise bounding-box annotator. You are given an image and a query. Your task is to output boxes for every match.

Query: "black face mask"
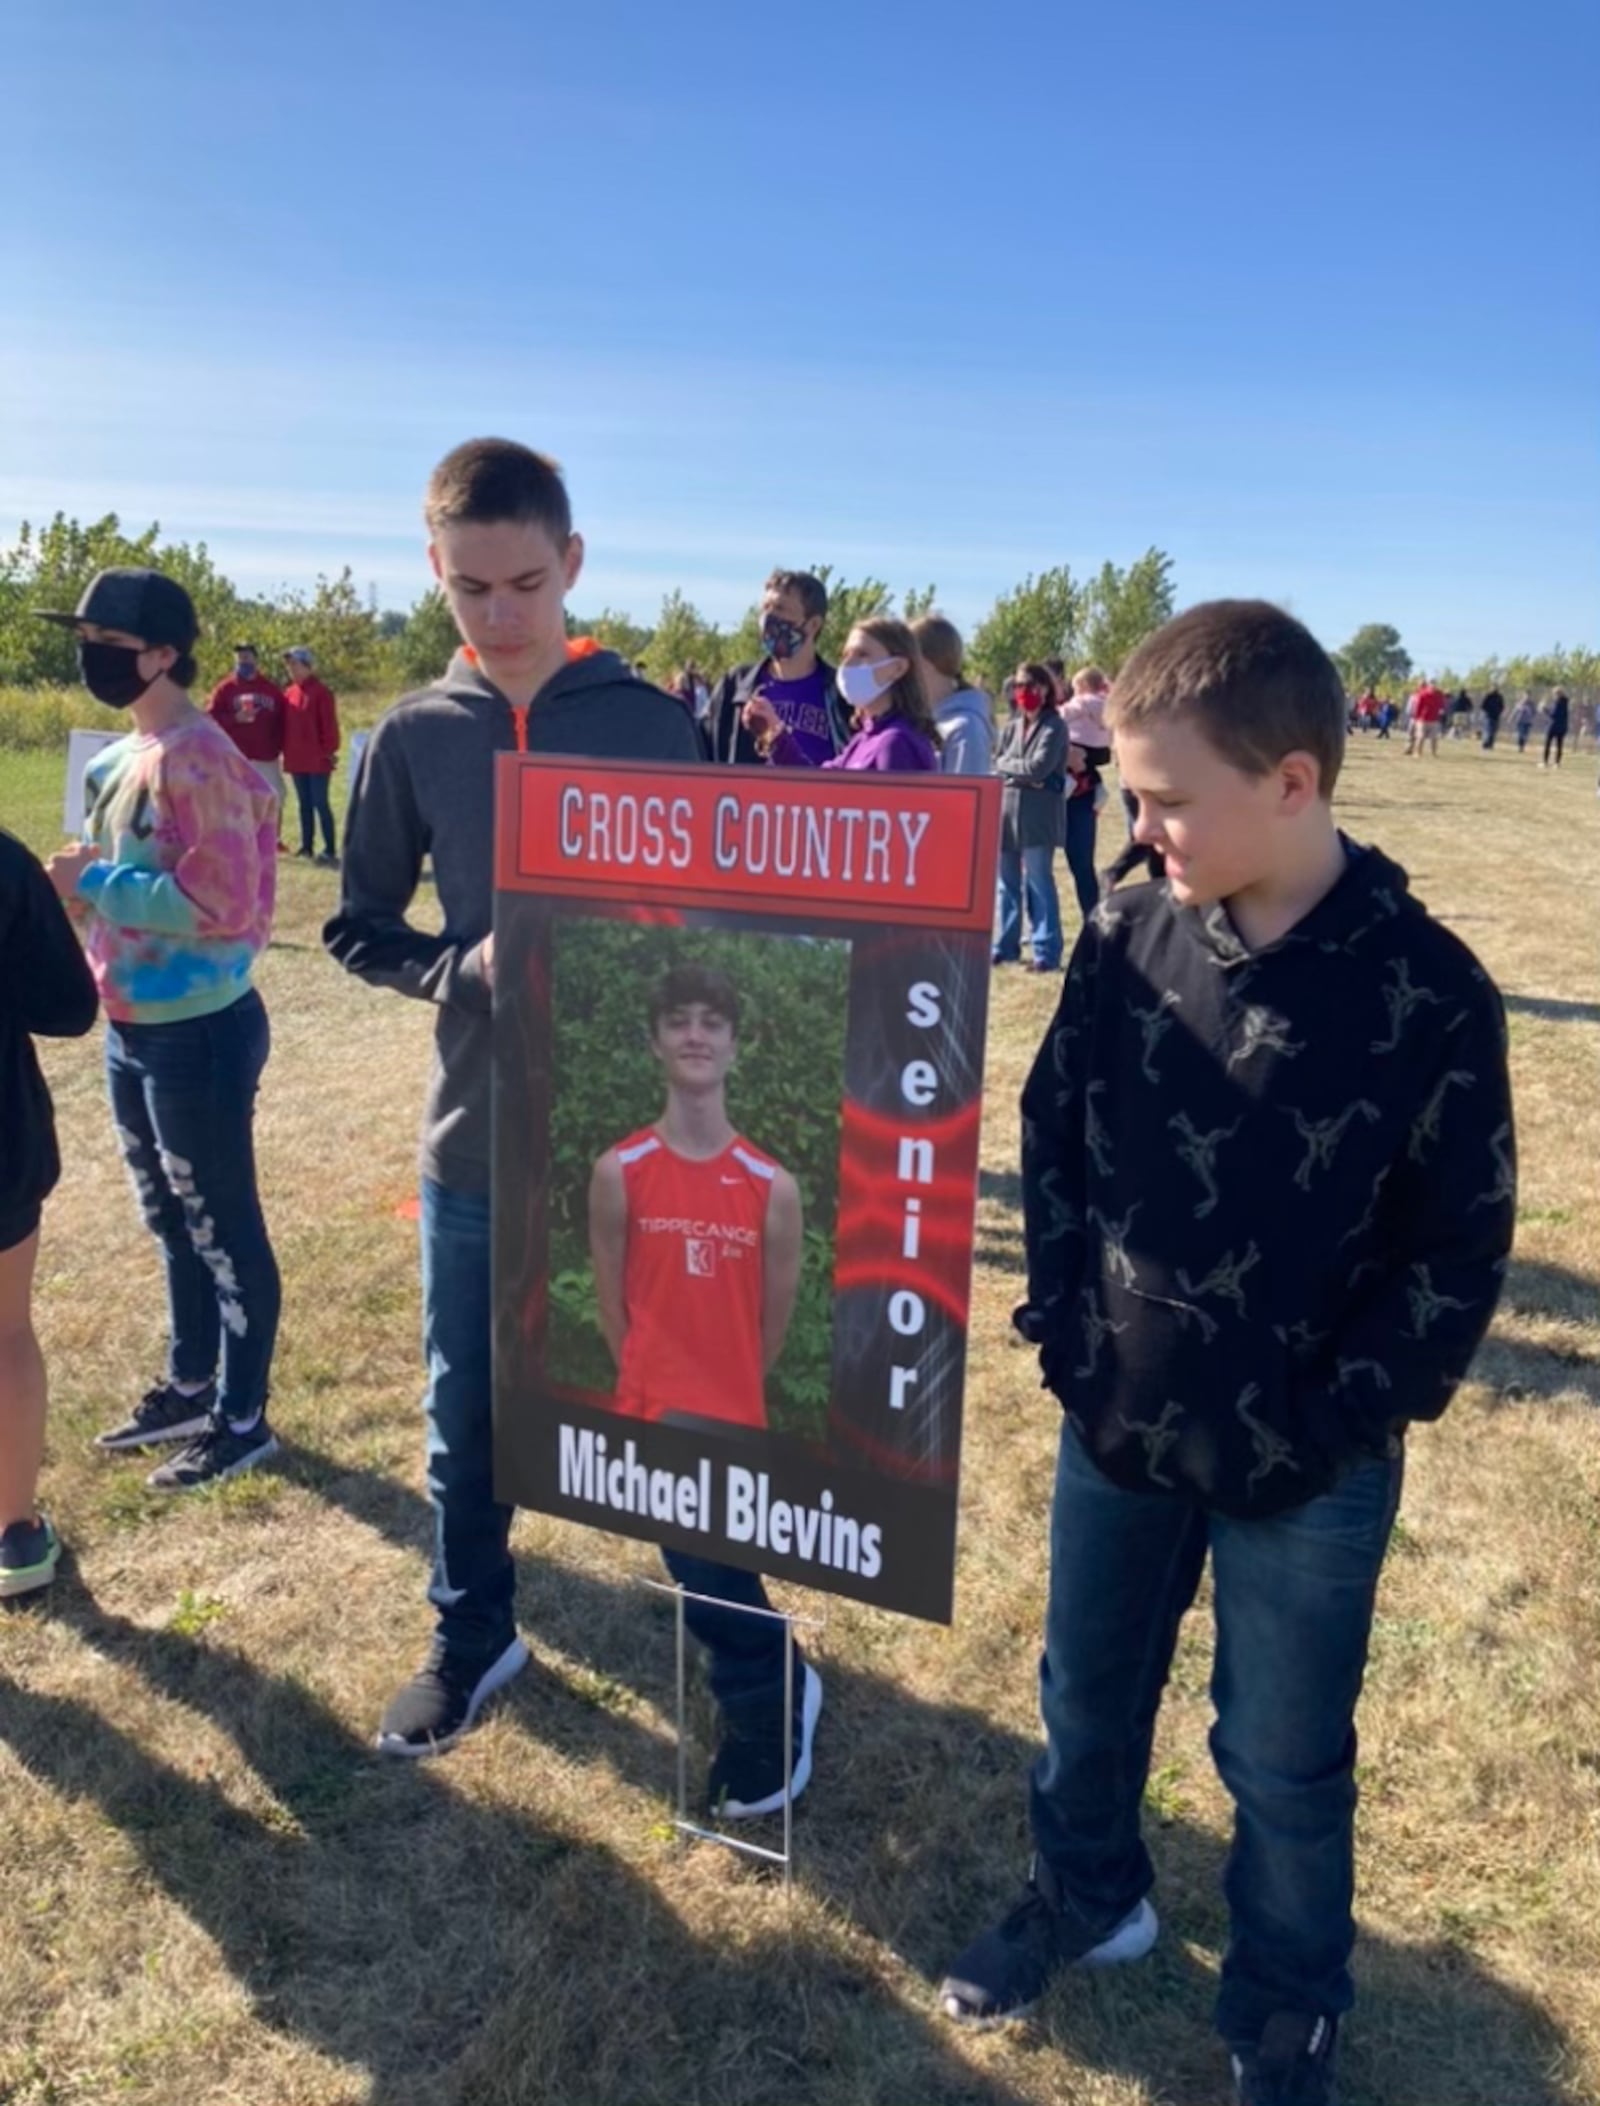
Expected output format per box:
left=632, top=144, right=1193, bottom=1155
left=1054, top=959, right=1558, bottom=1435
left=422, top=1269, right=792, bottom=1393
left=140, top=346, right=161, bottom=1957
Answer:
left=761, top=613, right=811, bottom=663
left=78, top=640, right=156, bottom=710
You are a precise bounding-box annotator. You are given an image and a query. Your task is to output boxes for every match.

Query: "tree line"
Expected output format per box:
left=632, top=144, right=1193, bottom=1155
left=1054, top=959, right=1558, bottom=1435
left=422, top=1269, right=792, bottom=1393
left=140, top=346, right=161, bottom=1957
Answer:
left=1333, top=621, right=1599, bottom=704
left=2, top=512, right=1592, bottom=711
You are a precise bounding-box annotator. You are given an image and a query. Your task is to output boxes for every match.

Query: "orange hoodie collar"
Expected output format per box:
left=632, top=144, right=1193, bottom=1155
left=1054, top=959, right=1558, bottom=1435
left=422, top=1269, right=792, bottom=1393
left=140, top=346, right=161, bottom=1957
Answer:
left=460, top=637, right=602, bottom=669
left=460, top=638, right=604, bottom=752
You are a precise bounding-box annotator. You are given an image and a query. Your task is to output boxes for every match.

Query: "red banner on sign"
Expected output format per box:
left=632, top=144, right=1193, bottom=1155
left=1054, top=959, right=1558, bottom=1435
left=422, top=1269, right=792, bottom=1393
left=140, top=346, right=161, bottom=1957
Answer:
left=495, top=757, right=996, bottom=931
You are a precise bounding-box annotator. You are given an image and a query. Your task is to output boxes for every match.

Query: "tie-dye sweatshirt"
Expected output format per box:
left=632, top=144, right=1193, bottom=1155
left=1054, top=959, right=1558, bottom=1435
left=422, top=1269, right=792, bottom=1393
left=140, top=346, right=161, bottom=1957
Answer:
left=76, top=708, right=277, bottom=1023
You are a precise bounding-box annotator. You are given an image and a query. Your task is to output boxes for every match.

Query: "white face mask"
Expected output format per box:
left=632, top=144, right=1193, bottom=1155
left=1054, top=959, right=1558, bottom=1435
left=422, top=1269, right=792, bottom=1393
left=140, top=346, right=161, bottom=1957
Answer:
left=839, top=658, right=901, bottom=709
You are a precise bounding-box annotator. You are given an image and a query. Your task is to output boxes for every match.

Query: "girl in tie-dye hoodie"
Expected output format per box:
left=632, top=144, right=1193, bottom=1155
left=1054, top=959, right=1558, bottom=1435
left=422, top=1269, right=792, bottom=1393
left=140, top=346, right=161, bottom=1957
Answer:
left=40, top=567, right=283, bottom=1494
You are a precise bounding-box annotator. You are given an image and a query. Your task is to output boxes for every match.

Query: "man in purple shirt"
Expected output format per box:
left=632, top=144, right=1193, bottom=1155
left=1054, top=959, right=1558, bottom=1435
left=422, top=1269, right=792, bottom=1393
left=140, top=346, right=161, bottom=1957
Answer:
left=707, top=570, right=850, bottom=766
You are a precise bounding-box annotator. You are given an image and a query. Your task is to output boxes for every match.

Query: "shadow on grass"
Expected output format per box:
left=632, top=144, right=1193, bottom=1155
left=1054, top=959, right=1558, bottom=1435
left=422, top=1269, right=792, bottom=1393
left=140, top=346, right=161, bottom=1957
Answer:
left=978, top=1167, right=1024, bottom=1210
left=1500, top=1256, right=1600, bottom=1332
left=8, top=1488, right=1582, bottom=2105
left=1502, top=992, right=1600, bottom=1026
left=276, top=1433, right=437, bottom=1544
left=1471, top=1257, right=1600, bottom=1406
left=973, top=1228, right=1026, bottom=1278
left=5, top=1581, right=1034, bottom=2106
left=974, top=1168, right=1028, bottom=1282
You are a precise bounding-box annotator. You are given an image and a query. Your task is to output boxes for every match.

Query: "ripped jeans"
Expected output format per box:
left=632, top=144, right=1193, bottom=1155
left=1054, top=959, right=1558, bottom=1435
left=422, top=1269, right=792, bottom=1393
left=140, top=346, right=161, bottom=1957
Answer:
left=105, top=990, right=280, bottom=1427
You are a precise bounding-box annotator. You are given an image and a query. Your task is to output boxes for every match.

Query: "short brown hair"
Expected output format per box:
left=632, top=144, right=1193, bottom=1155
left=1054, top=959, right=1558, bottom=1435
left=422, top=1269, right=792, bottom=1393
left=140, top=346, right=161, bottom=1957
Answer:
left=763, top=569, right=828, bottom=626
left=425, top=438, right=572, bottom=543
left=650, top=964, right=740, bottom=1036
left=1110, top=600, right=1346, bottom=794
left=911, top=613, right=965, bottom=684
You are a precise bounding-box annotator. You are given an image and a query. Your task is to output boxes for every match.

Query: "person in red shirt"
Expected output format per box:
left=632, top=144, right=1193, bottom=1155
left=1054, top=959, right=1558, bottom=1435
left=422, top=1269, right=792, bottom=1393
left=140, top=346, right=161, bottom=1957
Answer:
left=1406, top=678, right=1448, bottom=758
left=207, top=643, right=288, bottom=842
left=589, top=962, right=821, bottom=1819
left=590, top=965, right=803, bottom=1431
left=280, top=647, right=341, bottom=864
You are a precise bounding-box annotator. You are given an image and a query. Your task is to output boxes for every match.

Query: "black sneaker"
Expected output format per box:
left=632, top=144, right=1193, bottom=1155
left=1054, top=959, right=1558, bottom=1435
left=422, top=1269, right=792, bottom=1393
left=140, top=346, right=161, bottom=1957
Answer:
left=315, top=852, right=340, bottom=868
left=707, top=1661, right=824, bottom=1820
left=96, top=1379, right=217, bottom=1451
left=146, top=1419, right=280, bottom=1491
left=939, top=1857, right=1158, bottom=2028
left=375, top=1636, right=530, bottom=1757
left=0, top=1515, right=62, bottom=1600
left=1231, top=2012, right=1339, bottom=2106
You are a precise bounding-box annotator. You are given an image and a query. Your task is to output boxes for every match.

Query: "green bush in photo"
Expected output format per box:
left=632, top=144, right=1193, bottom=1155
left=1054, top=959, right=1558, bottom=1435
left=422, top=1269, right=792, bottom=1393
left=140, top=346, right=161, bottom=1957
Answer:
left=545, top=919, right=850, bottom=1441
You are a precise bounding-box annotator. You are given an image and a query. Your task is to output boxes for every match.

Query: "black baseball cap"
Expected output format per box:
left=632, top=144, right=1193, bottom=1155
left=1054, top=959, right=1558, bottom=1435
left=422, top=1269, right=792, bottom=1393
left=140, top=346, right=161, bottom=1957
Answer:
left=34, top=567, right=200, bottom=650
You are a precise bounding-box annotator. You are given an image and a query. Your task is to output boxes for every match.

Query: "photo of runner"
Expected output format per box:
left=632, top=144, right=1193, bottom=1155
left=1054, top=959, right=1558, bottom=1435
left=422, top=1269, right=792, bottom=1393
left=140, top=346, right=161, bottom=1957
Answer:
left=589, top=964, right=803, bottom=1437
left=542, top=922, right=848, bottom=1444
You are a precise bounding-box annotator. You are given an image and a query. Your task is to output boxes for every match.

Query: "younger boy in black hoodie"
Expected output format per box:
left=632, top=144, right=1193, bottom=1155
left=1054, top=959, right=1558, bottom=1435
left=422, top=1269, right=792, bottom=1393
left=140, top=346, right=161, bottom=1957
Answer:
left=326, top=441, right=820, bottom=1813
left=939, top=602, right=1514, bottom=2106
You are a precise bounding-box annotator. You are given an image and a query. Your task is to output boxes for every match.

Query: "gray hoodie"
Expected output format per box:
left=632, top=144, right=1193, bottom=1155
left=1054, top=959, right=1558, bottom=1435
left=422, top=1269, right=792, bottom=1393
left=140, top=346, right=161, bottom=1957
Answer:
left=936, top=686, right=995, bottom=776
left=324, top=646, right=701, bottom=1191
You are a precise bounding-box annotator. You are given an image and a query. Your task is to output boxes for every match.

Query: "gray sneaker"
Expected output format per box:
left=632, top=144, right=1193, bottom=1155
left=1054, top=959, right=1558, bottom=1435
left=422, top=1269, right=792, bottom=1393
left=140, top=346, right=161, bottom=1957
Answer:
left=375, top=1636, right=530, bottom=1757
left=96, top=1380, right=217, bottom=1451
left=940, top=1857, right=1157, bottom=2028
left=147, top=1419, right=279, bottom=1491
left=1232, top=2013, right=1339, bottom=2105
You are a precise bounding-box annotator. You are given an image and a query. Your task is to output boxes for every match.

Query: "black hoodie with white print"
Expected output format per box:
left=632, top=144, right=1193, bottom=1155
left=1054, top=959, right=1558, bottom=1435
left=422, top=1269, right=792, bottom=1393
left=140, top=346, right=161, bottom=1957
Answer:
left=1018, top=842, right=1515, bottom=1517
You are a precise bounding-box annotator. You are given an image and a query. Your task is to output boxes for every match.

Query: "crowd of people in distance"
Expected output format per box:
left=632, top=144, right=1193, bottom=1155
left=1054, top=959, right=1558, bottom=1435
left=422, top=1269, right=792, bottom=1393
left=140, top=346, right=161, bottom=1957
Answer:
left=0, top=437, right=1526, bottom=2106
left=1350, top=678, right=1586, bottom=764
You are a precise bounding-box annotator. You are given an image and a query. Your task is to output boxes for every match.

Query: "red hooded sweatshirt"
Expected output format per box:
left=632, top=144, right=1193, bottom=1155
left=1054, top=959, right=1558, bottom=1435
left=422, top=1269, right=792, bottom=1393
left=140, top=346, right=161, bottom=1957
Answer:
left=282, top=676, right=341, bottom=774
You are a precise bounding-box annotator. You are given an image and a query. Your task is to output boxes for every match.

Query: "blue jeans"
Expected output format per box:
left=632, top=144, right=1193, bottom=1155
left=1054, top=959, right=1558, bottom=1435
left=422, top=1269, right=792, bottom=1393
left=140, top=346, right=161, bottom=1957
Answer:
left=1063, top=793, right=1099, bottom=920
left=421, top=1180, right=792, bottom=1718
left=995, top=844, right=1062, bottom=966
left=291, top=772, right=336, bottom=855
left=105, top=989, right=280, bottom=1428
left=1032, top=1424, right=1402, bottom=2046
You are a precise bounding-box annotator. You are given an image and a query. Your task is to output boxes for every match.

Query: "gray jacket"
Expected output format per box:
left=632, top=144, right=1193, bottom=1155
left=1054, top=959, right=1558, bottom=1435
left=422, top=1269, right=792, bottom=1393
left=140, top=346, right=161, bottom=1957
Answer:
left=996, top=709, right=1067, bottom=851
left=325, top=647, right=701, bottom=1192
left=937, top=687, right=996, bottom=776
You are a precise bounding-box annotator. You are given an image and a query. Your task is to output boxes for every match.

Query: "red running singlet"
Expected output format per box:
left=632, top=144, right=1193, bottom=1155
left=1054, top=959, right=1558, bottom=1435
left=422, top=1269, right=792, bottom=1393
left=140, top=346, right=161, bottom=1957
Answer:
left=612, top=1129, right=778, bottom=1429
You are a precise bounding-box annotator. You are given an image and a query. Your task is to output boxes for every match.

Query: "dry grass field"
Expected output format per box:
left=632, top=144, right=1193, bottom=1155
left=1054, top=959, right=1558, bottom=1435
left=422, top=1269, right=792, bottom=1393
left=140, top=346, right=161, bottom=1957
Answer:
left=1, top=730, right=1596, bottom=2106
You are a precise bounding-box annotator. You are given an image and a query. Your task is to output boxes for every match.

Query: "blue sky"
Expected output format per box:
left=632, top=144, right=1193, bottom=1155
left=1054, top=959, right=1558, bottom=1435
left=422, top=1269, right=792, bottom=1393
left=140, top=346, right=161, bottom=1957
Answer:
left=4, top=0, right=1595, bottom=669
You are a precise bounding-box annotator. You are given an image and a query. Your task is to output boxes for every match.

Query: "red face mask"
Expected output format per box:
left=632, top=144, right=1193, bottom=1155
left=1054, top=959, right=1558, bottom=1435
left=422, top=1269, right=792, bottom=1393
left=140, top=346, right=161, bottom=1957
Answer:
left=1017, top=685, right=1044, bottom=713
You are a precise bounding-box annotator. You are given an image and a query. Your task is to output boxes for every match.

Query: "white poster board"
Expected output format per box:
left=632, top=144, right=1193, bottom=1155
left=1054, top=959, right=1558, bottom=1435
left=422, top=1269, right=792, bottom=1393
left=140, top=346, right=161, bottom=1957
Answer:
left=348, top=730, right=370, bottom=794
left=63, top=729, right=122, bottom=835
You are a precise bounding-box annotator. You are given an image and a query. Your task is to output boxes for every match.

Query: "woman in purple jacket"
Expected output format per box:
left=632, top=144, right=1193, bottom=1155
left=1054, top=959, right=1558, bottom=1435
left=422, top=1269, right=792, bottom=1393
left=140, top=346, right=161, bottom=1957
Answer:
left=742, top=616, right=940, bottom=771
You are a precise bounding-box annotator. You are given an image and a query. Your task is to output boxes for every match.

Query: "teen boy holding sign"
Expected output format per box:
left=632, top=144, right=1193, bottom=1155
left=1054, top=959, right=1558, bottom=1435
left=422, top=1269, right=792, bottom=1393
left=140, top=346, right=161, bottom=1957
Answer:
left=326, top=442, right=819, bottom=1817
